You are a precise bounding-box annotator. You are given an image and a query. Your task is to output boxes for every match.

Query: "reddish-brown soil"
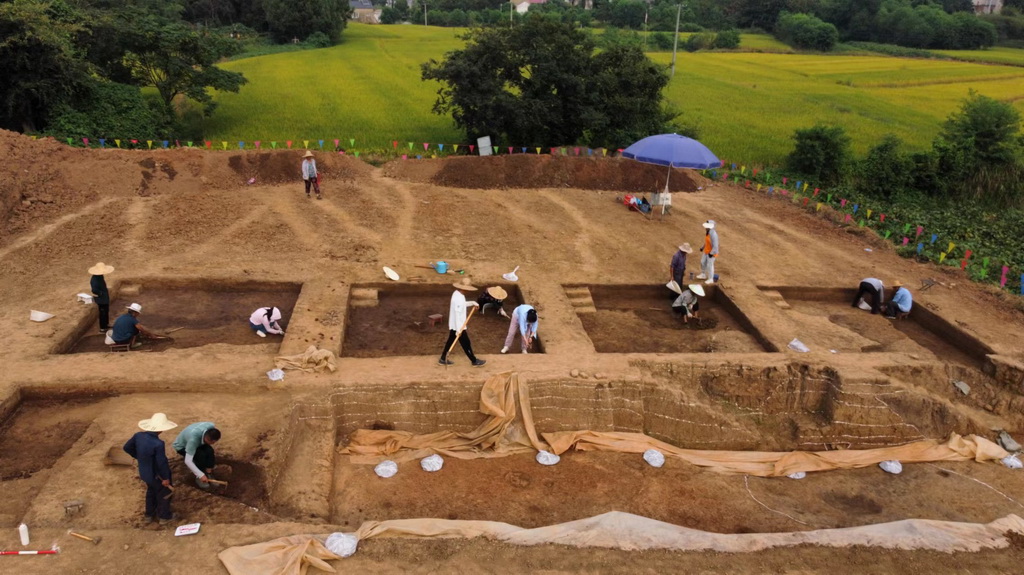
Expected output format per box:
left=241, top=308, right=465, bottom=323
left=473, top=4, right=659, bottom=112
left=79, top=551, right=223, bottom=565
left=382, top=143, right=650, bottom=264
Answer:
left=3, top=128, right=1024, bottom=573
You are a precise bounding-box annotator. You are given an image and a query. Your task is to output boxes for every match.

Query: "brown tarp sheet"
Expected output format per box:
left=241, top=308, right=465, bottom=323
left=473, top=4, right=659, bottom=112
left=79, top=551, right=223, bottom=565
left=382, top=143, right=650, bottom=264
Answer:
left=219, top=513, right=1024, bottom=574
left=275, top=345, right=337, bottom=373
left=342, top=371, right=1010, bottom=476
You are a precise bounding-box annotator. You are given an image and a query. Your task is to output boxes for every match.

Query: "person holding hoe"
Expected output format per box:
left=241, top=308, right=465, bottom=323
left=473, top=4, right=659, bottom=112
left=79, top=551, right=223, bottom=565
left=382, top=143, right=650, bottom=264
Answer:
left=301, top=150, right=321, bottom=200
left=111, top=303, right=160, bottom=349
left=439, top=278, right=486, bottom=367
left=123, top=412, right=177, bottom=526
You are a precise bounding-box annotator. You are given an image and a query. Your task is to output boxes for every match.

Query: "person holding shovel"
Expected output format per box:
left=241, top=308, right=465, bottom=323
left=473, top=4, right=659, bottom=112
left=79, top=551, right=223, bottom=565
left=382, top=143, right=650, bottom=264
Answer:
left=301, top=150, right=321, bottom=200
left=439, top=278, right=486, bottom=367
left=123, top=413, right=177, bottom=526
left=88, top=262, right=114, bottom=333
left=172, top=422, right=221, bottom=489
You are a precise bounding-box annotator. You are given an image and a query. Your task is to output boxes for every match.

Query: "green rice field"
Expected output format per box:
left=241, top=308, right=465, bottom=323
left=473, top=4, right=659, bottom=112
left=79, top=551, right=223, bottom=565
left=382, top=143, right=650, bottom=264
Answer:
left=207, top=24, right=1024, bottom=165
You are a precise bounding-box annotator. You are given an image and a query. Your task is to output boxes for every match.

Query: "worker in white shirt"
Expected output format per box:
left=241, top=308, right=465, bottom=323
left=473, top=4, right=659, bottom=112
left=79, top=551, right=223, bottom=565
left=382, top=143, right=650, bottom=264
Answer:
left=439, top=278, right=486, bottom=367
left=171, top=422, right=221, bottom=489
left=249, top=306, right=285, bottom=338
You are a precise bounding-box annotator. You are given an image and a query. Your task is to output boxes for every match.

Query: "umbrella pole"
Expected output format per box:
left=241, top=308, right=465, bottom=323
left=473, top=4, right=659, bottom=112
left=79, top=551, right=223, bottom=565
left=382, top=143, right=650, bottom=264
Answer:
left=661, top=164, right=672, bottom=220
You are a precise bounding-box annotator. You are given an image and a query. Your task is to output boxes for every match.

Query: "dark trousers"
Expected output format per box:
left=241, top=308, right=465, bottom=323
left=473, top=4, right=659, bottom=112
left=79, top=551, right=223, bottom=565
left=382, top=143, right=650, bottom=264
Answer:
left=304, top=178, right=320, bottom=196
left=885, top=301, right=904, bottom=317
left=176, top=444, right=216, bottom=473
left=97, top=303, right=110, bottom=330
left=673, top=301, right=700, bottom=316
left=144, top=479, right=173, bottom=520
left=852, top=281, right=882, bottom=314
left=441, top=329, right=477, bottom=362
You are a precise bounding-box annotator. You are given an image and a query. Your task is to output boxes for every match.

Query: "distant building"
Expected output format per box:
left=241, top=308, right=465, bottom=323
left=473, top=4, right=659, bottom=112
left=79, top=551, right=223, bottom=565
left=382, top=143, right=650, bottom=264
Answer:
left=973, top=0, right=1002, bottom=13
left=515, top=0, right=546, bottom=14
left=350, top=0, right=381, bottom=23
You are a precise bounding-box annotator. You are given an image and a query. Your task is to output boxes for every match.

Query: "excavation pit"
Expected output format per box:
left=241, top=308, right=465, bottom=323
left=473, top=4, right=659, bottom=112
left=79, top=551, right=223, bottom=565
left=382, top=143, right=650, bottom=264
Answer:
left=565, top=284, right=774, bottom=353
left=760, top=286, right=994, bottom=368
left=341, top=283, right=544, bottom=357
left=61, top=280, right=301, bottom=354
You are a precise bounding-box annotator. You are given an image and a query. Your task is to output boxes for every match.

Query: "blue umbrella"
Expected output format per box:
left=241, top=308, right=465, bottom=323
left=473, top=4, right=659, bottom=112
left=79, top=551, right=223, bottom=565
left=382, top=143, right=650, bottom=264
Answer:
left=622, top=133, right=721, bottom=192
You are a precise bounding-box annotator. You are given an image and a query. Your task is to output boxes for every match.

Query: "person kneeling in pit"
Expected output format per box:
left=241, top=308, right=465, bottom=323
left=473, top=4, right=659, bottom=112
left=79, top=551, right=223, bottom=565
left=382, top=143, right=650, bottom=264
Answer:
left=672, top=284, right=705, bottom=324
left=172, top=421, right=221, bottom=489
left=111, top=303, right=159, bottom=349
left=477, top=286, right=509, bottom=318
left=249, top=306, right=285, bottom=338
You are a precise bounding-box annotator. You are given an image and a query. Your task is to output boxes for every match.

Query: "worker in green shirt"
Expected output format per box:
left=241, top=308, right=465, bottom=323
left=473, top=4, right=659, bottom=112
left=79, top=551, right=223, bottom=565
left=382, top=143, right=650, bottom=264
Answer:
left=171, top=422, right=221, bottom=489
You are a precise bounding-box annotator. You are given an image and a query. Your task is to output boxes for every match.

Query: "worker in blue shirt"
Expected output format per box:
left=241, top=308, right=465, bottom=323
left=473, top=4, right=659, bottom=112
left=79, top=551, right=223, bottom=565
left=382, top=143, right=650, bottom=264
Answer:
left=123, top=413, right=178, bottom=525
left=885, top=280, right=913, bottom=319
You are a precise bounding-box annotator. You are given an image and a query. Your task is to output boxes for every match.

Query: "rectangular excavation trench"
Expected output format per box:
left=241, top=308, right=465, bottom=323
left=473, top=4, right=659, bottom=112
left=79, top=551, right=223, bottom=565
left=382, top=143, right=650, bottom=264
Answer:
left=341, top=282, right=544, bottom=357
left=565, top=284, right=775, bottom=353
left=57, top=278, right=302, bottom=354
left=760, top=286, right=994, bottom=370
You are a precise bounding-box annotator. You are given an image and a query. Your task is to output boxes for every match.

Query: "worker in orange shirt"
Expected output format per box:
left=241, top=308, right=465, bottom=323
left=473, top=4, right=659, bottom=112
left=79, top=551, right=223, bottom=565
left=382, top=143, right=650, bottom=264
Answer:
left=696, top=220, right=719, bottom=285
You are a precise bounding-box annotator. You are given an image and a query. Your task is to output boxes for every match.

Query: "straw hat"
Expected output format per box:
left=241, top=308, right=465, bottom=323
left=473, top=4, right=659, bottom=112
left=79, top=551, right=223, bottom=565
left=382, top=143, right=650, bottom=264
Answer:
left=678, top=243, right=693, bottom=253
left=302, top=150, right=314, bottom=158
left=487, top=286, right=508, bottom=299
left=138, top=412, right=177, bottom=432
left=688, top=284, right=706, bottom=297
left=892, top=280, right=904, bottom=288
left=126, top=303, right=143, bottom=314
left=453, top=278, right=477, bottom=291
left=88, top=262, right=115, bottom=275
left=702, top=220, right=716, bottom=229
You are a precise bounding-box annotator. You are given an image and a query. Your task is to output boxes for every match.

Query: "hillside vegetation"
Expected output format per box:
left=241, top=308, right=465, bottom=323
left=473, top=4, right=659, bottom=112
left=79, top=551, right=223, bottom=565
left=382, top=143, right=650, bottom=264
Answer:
left=207, top=24, right=1024, bottom=166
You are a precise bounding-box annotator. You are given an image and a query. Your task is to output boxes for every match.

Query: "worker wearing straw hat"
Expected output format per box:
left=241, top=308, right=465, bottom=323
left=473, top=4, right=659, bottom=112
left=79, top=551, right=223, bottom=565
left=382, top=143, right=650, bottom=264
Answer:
left=301, top=150, right=321, bottom=200
left=477, top=286, right=509, bottom=318
left=884, top=280, right=913, bottom=319
left=88, top=262, right=114, bottom=332
left=123, top=413, right=178, bottom=525
left=669, top=243, right=693, bottom=298
left=439, top=278, right=486, bottom=367
left=672, top=284, right=705, bottom=324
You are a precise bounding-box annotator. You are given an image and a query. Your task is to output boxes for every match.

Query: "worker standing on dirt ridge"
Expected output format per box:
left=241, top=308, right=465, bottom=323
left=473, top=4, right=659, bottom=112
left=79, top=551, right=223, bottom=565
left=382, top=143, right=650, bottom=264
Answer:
left=111, top=303, right=159, bottom=349
left=669, top=243, right=693, bottom=297
left=477, top=286, right=509, bottom=318
left=439, top=278, right=486, bottom=367
left=851, top=277, right=886, bottom=315
left=697, top=220, right=719, bottom=285
left=301, top=150, right=321, bottom=200
left=501, top=304, right=538, bottom=354
left=672, top=284, right=705, bottom=324
left=88, top=262, right=114, bottom=333
left=249, top=306, right=285, bottom=338
left=172, top=422, right=221, bottom=489
left=123, top=413, right=177, bottom=526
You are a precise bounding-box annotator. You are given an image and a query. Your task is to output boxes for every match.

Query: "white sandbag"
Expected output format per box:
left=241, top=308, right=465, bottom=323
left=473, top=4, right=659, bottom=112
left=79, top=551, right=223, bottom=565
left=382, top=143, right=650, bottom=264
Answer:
left=1002, top=454, right=1022, bottom=469
left=642, top=449, right=665, bottom=468
left=858, top=299, right=872, bottom=311
left=536, top=450, right=560, bottom=466
left=30, top=310, right=54, bottom=322
left=421, top=454, right=444, bottom=472
left=665, top=281, right=682, bottom=295
left=374, top=460, right=398, bottom=478
left=325, top=532, right=359, bottom=558
left=998, top=431, right=1021, bottom=452
left=266, top=369, right=285, bottom=382
left=787, top=338, right=810, bottom=353
left=879, top=460, right=903, bottom=474
left=787, top=471, right=807, bottom=479
left=76, top=293, right=94, bottom=304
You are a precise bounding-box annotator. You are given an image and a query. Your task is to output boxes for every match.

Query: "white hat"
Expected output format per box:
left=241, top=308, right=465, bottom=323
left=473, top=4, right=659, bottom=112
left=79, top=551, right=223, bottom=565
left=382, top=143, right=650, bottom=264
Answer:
left=138, top=413, right=177, bottom=432
left=702, top=220, right=716, bottom=229
left=688, top=284, right=705, bottom=297
left=126, top=303, right=142, bottom=313
left=678, top=243, right=693, bottom=253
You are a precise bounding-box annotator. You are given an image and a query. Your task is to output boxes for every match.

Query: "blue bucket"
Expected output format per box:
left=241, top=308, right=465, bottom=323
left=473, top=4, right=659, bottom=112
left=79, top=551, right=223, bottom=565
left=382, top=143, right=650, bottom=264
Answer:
left=435, top=261, right=448, bottom=274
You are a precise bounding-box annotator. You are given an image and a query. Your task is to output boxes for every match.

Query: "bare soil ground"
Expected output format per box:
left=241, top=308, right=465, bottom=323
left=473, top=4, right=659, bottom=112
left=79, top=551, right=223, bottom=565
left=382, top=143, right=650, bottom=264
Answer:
left=2, top=129, right=1024, bottom=573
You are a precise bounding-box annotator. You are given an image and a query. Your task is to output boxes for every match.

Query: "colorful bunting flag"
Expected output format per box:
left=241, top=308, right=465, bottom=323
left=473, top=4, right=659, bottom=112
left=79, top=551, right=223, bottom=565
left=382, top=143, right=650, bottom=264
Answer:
left=115, top=139, right=121, bottom=148
left=286, top=141, right=292, bottom=149
left=350, top=139, right=355, bottom=147
left=816, top=202, right=822, bottom=211
left=917, top=243, right=923, bottom=254
left=255, top=141, right=261, bottom=149
left=221, top=141, right=227, bottom=150
left=147, top=140, right=153, bottom=149
left=916, top=225, right=923, bottom=237
left=303, top=140, right=309, bottom=149
left=318, top=140, right=324, bottom=149
left=99, top=139, right=105, bottom=148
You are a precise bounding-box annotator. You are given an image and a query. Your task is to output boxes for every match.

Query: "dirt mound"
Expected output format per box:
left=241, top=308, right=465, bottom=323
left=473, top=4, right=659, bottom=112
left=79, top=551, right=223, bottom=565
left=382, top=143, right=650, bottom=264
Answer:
left=384, top=154, right=705, bottom=192
left=222, top=151, right=374, bottom=187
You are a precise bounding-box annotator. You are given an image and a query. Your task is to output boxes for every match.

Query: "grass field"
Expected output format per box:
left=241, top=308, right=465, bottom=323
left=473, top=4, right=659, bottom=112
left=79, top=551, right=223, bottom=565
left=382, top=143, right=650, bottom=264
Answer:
left=932, top=46, right=1024, bottom=66
left=207, top=24, right=1024, bottom=165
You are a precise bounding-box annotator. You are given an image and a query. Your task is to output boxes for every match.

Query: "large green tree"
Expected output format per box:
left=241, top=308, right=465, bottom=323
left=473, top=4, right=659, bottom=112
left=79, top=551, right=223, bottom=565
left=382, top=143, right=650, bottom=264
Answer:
left=262, top=0, right=353, bottom=44
left=421, top=17, right=673, bottom=148
left=0, top=0, right=87, bottom=131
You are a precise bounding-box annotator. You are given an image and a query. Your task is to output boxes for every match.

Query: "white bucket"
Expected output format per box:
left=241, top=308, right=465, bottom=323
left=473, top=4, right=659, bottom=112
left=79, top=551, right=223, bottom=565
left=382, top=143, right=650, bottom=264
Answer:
left=30, top=310, right=54, bottom=322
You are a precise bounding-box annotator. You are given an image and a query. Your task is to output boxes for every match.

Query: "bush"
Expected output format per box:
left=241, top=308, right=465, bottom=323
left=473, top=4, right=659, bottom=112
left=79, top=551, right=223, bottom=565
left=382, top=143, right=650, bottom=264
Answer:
left=855, top=135, right=915, bottom=200
left=785, top=124, right=851, bottom=187
left=649, top=31, right=676, bottom=51
left=713, top=29, right=740, bottom=49
left=46, top=79, right=160, bottom=140
left=775, top=12, right=838, bottom=51
left=680, top=22, right=703, bottom=32
left=684, top=31, right=716, bottom=52
left=380, top=6, right=404, bottom=24
left=305, top=32, right=331, bottom=48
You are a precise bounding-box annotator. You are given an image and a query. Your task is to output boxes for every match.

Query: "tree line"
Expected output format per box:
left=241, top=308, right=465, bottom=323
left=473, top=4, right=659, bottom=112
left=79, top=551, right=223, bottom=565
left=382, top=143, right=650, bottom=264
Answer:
left=0, top=0, right=353, bottom=139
